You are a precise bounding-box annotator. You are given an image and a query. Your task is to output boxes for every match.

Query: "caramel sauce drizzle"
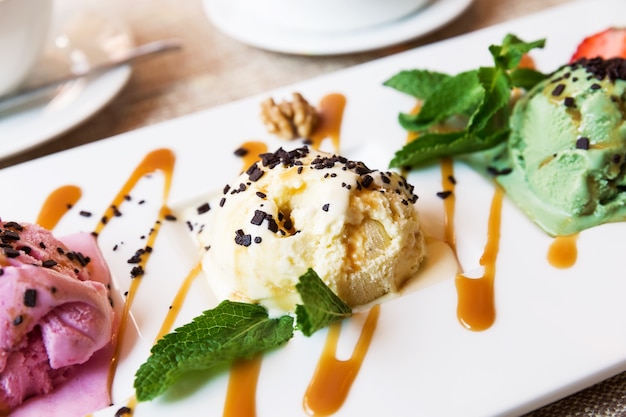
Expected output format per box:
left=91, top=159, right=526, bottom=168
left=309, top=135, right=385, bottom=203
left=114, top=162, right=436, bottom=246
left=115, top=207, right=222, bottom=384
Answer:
left=101, top=148, right=176, bottom=398
left=547, top=233, right=579, bottom=269
left=155, top=262, right=203, bottom=341
left=36, top=185, right=82, bottom=229
left=451, top=54, right=536, bottom=331
left=455, top=186, right=504, bottom=331
left=223, top=355, right=263, bottom=417
left=94, top=148, right=175, bottom=237
left=303, top=304, right=381, bottom=416
left=239, top=141, right=268, bottom=171
left=402, top=96, right=502, bottom=332
left=440, top=157, right=457, bottom=252
left=309, top=93, right=346, bottom=152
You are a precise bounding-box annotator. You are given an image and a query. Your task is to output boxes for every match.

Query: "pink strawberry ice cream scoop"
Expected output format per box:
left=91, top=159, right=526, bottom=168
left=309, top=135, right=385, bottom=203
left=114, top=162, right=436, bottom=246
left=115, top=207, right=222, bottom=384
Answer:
left=0, top=221, right=114, bottom=415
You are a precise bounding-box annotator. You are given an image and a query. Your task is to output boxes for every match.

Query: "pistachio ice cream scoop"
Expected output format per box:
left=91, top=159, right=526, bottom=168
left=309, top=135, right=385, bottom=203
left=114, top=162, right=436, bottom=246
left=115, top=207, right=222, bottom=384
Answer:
left=490, top=57, right=626, bottom=236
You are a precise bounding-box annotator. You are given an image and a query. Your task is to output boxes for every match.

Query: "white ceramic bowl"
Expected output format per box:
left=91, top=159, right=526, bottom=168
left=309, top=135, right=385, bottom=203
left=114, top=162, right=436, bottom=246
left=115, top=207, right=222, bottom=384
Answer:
left=237, top=0, right=430, bottom=33
left=0, top=0, right=53, bottom=96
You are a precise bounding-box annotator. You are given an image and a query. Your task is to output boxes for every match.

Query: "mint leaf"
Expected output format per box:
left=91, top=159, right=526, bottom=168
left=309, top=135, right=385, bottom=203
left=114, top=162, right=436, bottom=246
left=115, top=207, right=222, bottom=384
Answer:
left=398, top=70, right=484, bottom=132
left=383, top=69, right=452, bottom=99
left=389, top=130, right=504, bottom=167
left=489, top=34, right=545, bottom=70
left=386, top=33, right=547, bottom=169
left=134, top=301, right=294, bottom=401
left=509, top=67, right=546, bottom=90
left=466, top=66, right=512, bottom=134
left=295, top=268, right=352, bottom=337
left=134, top=268, right=353, bottom=401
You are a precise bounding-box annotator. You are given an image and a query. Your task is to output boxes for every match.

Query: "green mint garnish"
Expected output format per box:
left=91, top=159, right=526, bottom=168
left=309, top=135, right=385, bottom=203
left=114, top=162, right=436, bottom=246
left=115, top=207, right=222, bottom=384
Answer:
left=134, top=268, right=353, bottom=401
left=384, top=33, right=547, bottom=169
left=295, top=268, right=352, bottom=337
left=134, top=301, right=294, bottom=401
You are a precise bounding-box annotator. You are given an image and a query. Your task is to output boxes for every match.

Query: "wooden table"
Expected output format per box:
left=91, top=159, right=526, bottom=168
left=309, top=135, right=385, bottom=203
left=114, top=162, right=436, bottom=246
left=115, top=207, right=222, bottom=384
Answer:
left=6, top=0, right=626, bottom=415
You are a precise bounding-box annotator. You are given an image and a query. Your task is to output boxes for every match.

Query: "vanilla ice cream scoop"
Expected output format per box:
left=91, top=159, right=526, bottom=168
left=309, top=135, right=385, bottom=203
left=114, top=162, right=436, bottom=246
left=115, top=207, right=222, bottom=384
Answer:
left=197, top=146, right=426, bottom=315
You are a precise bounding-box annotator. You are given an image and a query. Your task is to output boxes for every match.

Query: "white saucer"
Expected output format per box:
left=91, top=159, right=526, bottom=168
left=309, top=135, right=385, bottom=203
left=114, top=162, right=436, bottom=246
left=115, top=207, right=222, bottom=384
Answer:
left=0, top=1, right=133, bottom=160
left=203, top=0, right=473, bottom=55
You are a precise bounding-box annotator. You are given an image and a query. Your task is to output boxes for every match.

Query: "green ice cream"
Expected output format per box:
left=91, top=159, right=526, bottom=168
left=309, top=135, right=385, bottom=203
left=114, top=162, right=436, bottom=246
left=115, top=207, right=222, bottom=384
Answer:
left=489, top=57, right=626, bottom=236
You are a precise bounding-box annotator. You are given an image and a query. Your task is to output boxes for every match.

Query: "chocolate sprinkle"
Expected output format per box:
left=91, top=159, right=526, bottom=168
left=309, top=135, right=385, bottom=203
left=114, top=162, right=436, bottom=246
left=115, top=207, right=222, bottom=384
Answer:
left=4, top=222, right=23, bottom=231
left=551, top=84, right=566, bottom=96
left=42, top=259, right=58, bottom=268
left=234, top=229, right=252, bottom=247
left=576, top=137, right=590, bottom=150
left=197, top=202, right=211, bottom=215
left=322, top=203, right=330, bottom=212
left=4, top=248, right=20, bottom=258
left=251, top=210, right=266, bottom=226
left=436, top=191, right=453, bottom=199
left=267, top=217, right=279, bottom=233
left=12, top=315, right=23, bottom=326
left=487, top=166, right=513, bottom=176
left=361, top=174, right=374, bottom=188
left=564, top=97, right=576, bottom=107
left=115, top=406, right=133, bottom=417
left=130, top=265, right=144, bottom=278
left=234, top=147, right=248, bottom=157
left=23, top=289, right=37, bottom=307
left=246, top=164, right=265, bottom=182
left=1, top=230, right=20, bottom=241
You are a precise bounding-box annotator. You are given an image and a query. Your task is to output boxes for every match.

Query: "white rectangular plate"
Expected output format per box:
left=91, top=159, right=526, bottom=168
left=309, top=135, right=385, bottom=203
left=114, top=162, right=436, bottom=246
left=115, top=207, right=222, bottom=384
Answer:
left=2, top=1, right=626, bottom=415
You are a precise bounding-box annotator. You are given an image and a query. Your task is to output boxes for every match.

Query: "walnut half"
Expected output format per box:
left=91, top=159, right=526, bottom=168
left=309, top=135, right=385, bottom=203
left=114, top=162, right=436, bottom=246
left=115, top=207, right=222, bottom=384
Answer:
left=260, top=92, right=319, bottom=140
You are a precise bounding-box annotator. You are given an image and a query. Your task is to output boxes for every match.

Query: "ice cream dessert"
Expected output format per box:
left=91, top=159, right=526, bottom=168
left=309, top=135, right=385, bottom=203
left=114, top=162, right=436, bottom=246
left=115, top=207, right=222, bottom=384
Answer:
left=483, top=57, right=626, bottom=236
left=0, top=221, right=114, bottom=415
left=197, top=146, right=426, bottom=314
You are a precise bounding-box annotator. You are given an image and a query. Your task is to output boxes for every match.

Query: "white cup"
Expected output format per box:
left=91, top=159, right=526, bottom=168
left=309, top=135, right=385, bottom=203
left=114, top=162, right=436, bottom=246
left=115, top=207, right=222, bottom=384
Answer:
left=0, top=0, right=53, bottom=96
left=239, top=0, right=430, bottom=33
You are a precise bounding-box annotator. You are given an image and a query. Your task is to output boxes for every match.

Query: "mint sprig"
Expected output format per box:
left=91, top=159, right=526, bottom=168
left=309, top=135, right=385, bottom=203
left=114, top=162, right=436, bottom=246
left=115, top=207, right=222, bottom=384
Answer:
left=134, top=268, right=353, bottom=401
left=384, top=33, right=547, bottom=168
left=296, top=268, right=352, bottom=336
left=134, top=301, right=294, bottom=401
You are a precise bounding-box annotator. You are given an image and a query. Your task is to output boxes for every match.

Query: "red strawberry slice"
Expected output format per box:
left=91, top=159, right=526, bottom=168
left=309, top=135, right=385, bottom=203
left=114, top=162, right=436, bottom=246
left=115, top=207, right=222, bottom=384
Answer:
left=570, top=27, right=626, bottom=62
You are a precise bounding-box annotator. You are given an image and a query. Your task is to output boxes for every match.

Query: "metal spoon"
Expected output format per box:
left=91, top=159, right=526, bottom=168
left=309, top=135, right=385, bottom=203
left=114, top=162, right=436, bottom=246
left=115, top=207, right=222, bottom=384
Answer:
left=0, top=38, right=183, bottom=113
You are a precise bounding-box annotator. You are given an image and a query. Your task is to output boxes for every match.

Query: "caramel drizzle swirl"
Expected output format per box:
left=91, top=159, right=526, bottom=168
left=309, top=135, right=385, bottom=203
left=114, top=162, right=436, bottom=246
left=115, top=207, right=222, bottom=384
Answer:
left=36, top=185, right=82, bottom=229
left=455, top=186, right=504, bottom=331
left=303, top=305, right=380, bottom=416
left=98, top=148, right=176, bottom=398
left=223, top=355, right=263, bottom=417
left=547, top=234, right=579, bottom=269
left=440, top=157, right=457, bottom=252
left=238, top=141, right=268, bottom=172
left=309, top=93, right=346, bottom=153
